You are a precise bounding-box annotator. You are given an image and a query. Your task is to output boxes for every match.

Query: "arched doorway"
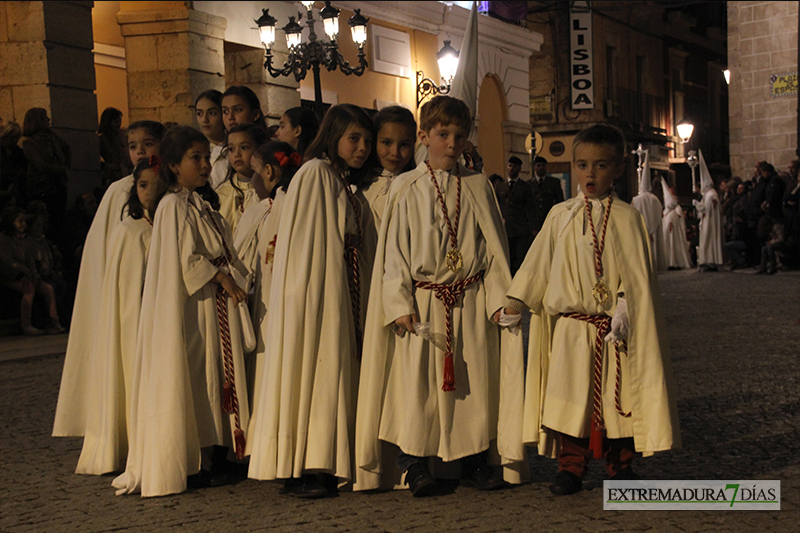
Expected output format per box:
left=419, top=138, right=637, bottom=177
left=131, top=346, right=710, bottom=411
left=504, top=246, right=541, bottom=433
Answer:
left=477, top=74, right=508, bottom=178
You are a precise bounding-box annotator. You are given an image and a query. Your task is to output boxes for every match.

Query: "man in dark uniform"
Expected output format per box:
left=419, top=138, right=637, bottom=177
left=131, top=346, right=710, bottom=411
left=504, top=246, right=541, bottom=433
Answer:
left=529, top=155, right=565, bottom=238
left=495, top=156, right=535, bottom=274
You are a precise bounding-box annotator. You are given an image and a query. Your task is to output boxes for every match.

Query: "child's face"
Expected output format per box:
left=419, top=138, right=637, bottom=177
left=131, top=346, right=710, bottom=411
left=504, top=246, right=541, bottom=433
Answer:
left=227, top=131, right=257, bottom=179
left=376, top=122, right=415, bottom=175
left=251, top=155, right=282, bottom=200
left=573, top=142, right=624, bottom=199
left=222, top=95, right=259, bottom=132
left=171, top=141, right=211, bottom=192
left=337, top=124, right=372, bottom=170
left=136, top=168, right=158, bottom=213
left=196, top=98, right=224, bottom=142
left=276, top=113, right=301, bottom=149
left=128, top=128, right=160, bottom=166
left=13, top=214, right=26, bottom=235
left=419, top=123, right=467, bottom=171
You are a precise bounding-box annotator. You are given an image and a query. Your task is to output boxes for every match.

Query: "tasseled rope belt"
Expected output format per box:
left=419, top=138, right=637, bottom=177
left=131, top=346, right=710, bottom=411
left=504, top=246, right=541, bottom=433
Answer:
left=344, top=233, right=362, bottom=360
left=209, top=256, right=246, bottom=459
left=413, top=270, right=484, bottom=392
left=560, top=312, right=630, bottom=459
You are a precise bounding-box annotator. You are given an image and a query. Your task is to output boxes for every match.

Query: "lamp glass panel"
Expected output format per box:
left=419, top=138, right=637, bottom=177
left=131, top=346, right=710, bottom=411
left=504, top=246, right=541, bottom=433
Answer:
left=438, top=53, right=459, bottom=82
left=259, top=25, right=276, bottom=46
left=286, top=31, right=303, bottom=49
left=350, top=24, right=367, bottom=46
left=301, top=1, right=315, bottom=11
left=323, top=16, right=339, bottom=39
left=676, top=123, right=694, bottom=143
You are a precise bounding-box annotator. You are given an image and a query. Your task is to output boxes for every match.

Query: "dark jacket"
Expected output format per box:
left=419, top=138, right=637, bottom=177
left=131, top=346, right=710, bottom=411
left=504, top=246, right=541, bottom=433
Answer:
left=495, top=178, right=534, bottom=238
left=529, top=175, right=565, bottom=232
left=21, top=130, right=71, bottom=198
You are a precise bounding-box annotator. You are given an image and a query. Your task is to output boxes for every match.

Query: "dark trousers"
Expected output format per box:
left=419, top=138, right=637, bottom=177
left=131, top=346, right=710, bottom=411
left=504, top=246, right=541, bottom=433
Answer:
left=557, top=432, right=635, bottom=478
left=508, top=234, right=533, bottom=275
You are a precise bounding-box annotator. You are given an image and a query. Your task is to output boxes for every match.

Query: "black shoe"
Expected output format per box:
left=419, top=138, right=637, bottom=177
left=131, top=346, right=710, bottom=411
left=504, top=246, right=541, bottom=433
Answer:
left=610, top=467, right=640, bottom=481
left=549, top=470, right=582, bottom=495
left=460, top=455, right=506, bottom=491
left=755, top=268, right=767, bottom=275
left=405, top=463, right=437, bottom=497
left=283, top=475, right=329, bottom=499
left=187, top=469, right=212, bottom=490
left=318, top=473, right=339, bottom=496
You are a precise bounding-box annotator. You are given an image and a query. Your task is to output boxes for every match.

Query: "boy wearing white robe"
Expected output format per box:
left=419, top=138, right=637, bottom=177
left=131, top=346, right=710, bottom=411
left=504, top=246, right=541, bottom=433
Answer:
left=355, top=96, right=527, bottom=496
left=505, top=125, right=680, bottom=496
left=693, top=150, right=724, bottom=271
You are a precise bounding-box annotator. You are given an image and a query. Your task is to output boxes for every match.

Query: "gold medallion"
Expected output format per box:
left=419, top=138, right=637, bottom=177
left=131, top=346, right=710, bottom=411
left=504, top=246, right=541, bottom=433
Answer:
left=592, top=278, right=609, bottom=305
left=445, top=249, right=463, bottom=272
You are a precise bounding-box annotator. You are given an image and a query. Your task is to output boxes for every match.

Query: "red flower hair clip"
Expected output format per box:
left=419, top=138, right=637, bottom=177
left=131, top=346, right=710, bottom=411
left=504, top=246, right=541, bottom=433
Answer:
left=149, top=154, right=161, bottom=174
left=274, top=151, right=302, bottom=168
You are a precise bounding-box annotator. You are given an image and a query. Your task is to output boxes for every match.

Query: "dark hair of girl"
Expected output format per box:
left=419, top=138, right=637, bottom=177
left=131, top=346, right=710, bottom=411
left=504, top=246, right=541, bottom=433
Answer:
left=151, top=126, right=211, bottom=213
left=22, top=108, right=49, bottom=137
left=125, top=158, right=162, bottom=221
left=127, top=120, right=167, bottom=142
left=253, top=141, right=301, bottom=197
left=1, top=206, right=25, bottom=236
left=195, top=89, right=222, bottom=108
left=282, top=106, right=319, bottom=156
left=223, top=123, right=270, bottom=196
left=304, top=104, right=376, bottom=189
left=374, top=105, right=417, bottom=174
left=97, top=107, right=123, bottom=137
left=222, top=86, right=268, bottom=132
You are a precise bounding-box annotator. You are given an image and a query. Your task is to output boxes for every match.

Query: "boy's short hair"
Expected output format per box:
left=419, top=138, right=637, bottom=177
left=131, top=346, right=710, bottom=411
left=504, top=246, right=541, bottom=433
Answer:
left=419, top=95, right=472, bottom=135
left=572, top=124, right=627, bottom=165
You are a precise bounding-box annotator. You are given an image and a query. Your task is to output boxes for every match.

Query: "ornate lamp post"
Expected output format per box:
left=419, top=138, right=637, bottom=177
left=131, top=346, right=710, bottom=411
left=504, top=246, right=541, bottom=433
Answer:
left=416, top=40, right=460, bottom=107
left=256, top=2, right=369, bottom=120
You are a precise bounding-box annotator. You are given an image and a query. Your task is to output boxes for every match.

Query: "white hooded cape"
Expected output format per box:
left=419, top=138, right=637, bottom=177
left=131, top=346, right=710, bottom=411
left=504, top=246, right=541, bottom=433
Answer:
left=630, top=152, right=668, bottom=271
left=695, top=151, right=724, bottom=266
left=247, top=158, right=364, bottom=483
left=112, top=189, right=250, bottom=497
left=76, top=216, right=152, bottom=475
left=354, top=162, right=527, bottom=491
left=54, top=176, right=133, bottom=437
left=661, top=181, right=692, bottom=269
left=507, top=193, right=680, bottom=458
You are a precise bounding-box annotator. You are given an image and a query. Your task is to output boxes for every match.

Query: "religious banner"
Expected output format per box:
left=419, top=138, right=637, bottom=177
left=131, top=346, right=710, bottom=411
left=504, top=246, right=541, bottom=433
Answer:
left=570, top=1, right=594, bottom=110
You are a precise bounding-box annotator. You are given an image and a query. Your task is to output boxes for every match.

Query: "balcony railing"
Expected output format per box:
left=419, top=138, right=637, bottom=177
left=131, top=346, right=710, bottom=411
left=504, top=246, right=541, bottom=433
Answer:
left=604, top=87, right=667, bottom=135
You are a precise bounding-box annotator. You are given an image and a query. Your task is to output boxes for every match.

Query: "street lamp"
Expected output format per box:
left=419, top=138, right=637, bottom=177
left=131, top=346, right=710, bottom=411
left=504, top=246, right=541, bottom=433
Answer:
left=676, top=118, right=694, bottom=144
left=416, top=40, right=460, bottom=107
left=255, top=2, right=369, bottom=120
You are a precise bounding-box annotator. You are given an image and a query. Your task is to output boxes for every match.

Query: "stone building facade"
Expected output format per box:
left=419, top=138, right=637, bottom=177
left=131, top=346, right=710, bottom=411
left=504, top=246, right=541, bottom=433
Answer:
left=728, top=1, right=799, bottom=179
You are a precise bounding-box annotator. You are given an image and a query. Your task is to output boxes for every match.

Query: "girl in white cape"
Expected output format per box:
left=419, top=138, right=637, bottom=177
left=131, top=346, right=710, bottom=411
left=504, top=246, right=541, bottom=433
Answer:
left=233, top=141, right=301, bottom=440
left=216, top=124, right=268, bottom=234
left=54, top=120, right=165, bottom=440
left=76, top=157, right=158, bottom=475
left=247, top=104, right=375, bottom=498
left=113, top=126, right=250, bottom=497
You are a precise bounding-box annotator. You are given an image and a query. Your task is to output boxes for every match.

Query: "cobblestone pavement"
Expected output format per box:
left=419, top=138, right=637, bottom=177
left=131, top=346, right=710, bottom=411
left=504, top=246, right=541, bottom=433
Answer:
left=1, top=269, right=799, bottom=532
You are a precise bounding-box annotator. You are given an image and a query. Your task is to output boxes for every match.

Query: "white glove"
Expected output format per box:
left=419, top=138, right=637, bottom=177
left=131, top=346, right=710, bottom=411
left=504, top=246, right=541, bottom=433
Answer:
left=498, top=308, right=522, bottom=335
left=692, top=199, right=700, bottom=207
left=604, top=297, right=628, bottom=344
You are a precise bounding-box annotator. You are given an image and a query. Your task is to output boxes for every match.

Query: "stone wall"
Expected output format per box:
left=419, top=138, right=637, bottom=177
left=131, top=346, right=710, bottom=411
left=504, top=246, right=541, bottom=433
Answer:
left=729, top=1, right=799, bottom=178
left=0, top=1, right=100, bottom=201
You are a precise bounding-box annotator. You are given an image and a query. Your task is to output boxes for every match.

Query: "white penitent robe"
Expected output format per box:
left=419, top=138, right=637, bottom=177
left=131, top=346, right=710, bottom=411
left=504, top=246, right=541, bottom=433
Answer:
left=695, top=188, right=724, bottom=266
left=233, top=191, right=284, bottom=445
left=113, top=189, right=250, bottom=497
left=360, top=168, right=396, bottom=290
left=76, top=216, right=152, bottom=475
left=662, top=206, right=692, bottom=269
left=54, top=175, right=133, bottom=437
left=217, top=174, right=259, bottom=235
left=355, top=162, right=527, bottom=491
left=209, top=142, right=229, bottom=190
left=631, top=192, right=668, bottom=271
left=247, top=158, right=364, bottom=483
left=507, top=193, right=680, bottom=458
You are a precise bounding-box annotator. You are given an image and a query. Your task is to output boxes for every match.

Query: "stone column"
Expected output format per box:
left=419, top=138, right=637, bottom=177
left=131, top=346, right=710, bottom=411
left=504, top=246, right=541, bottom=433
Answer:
left=116, top=6, right=226, bottom=125
left=0, top=0, right=100, bottom=200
